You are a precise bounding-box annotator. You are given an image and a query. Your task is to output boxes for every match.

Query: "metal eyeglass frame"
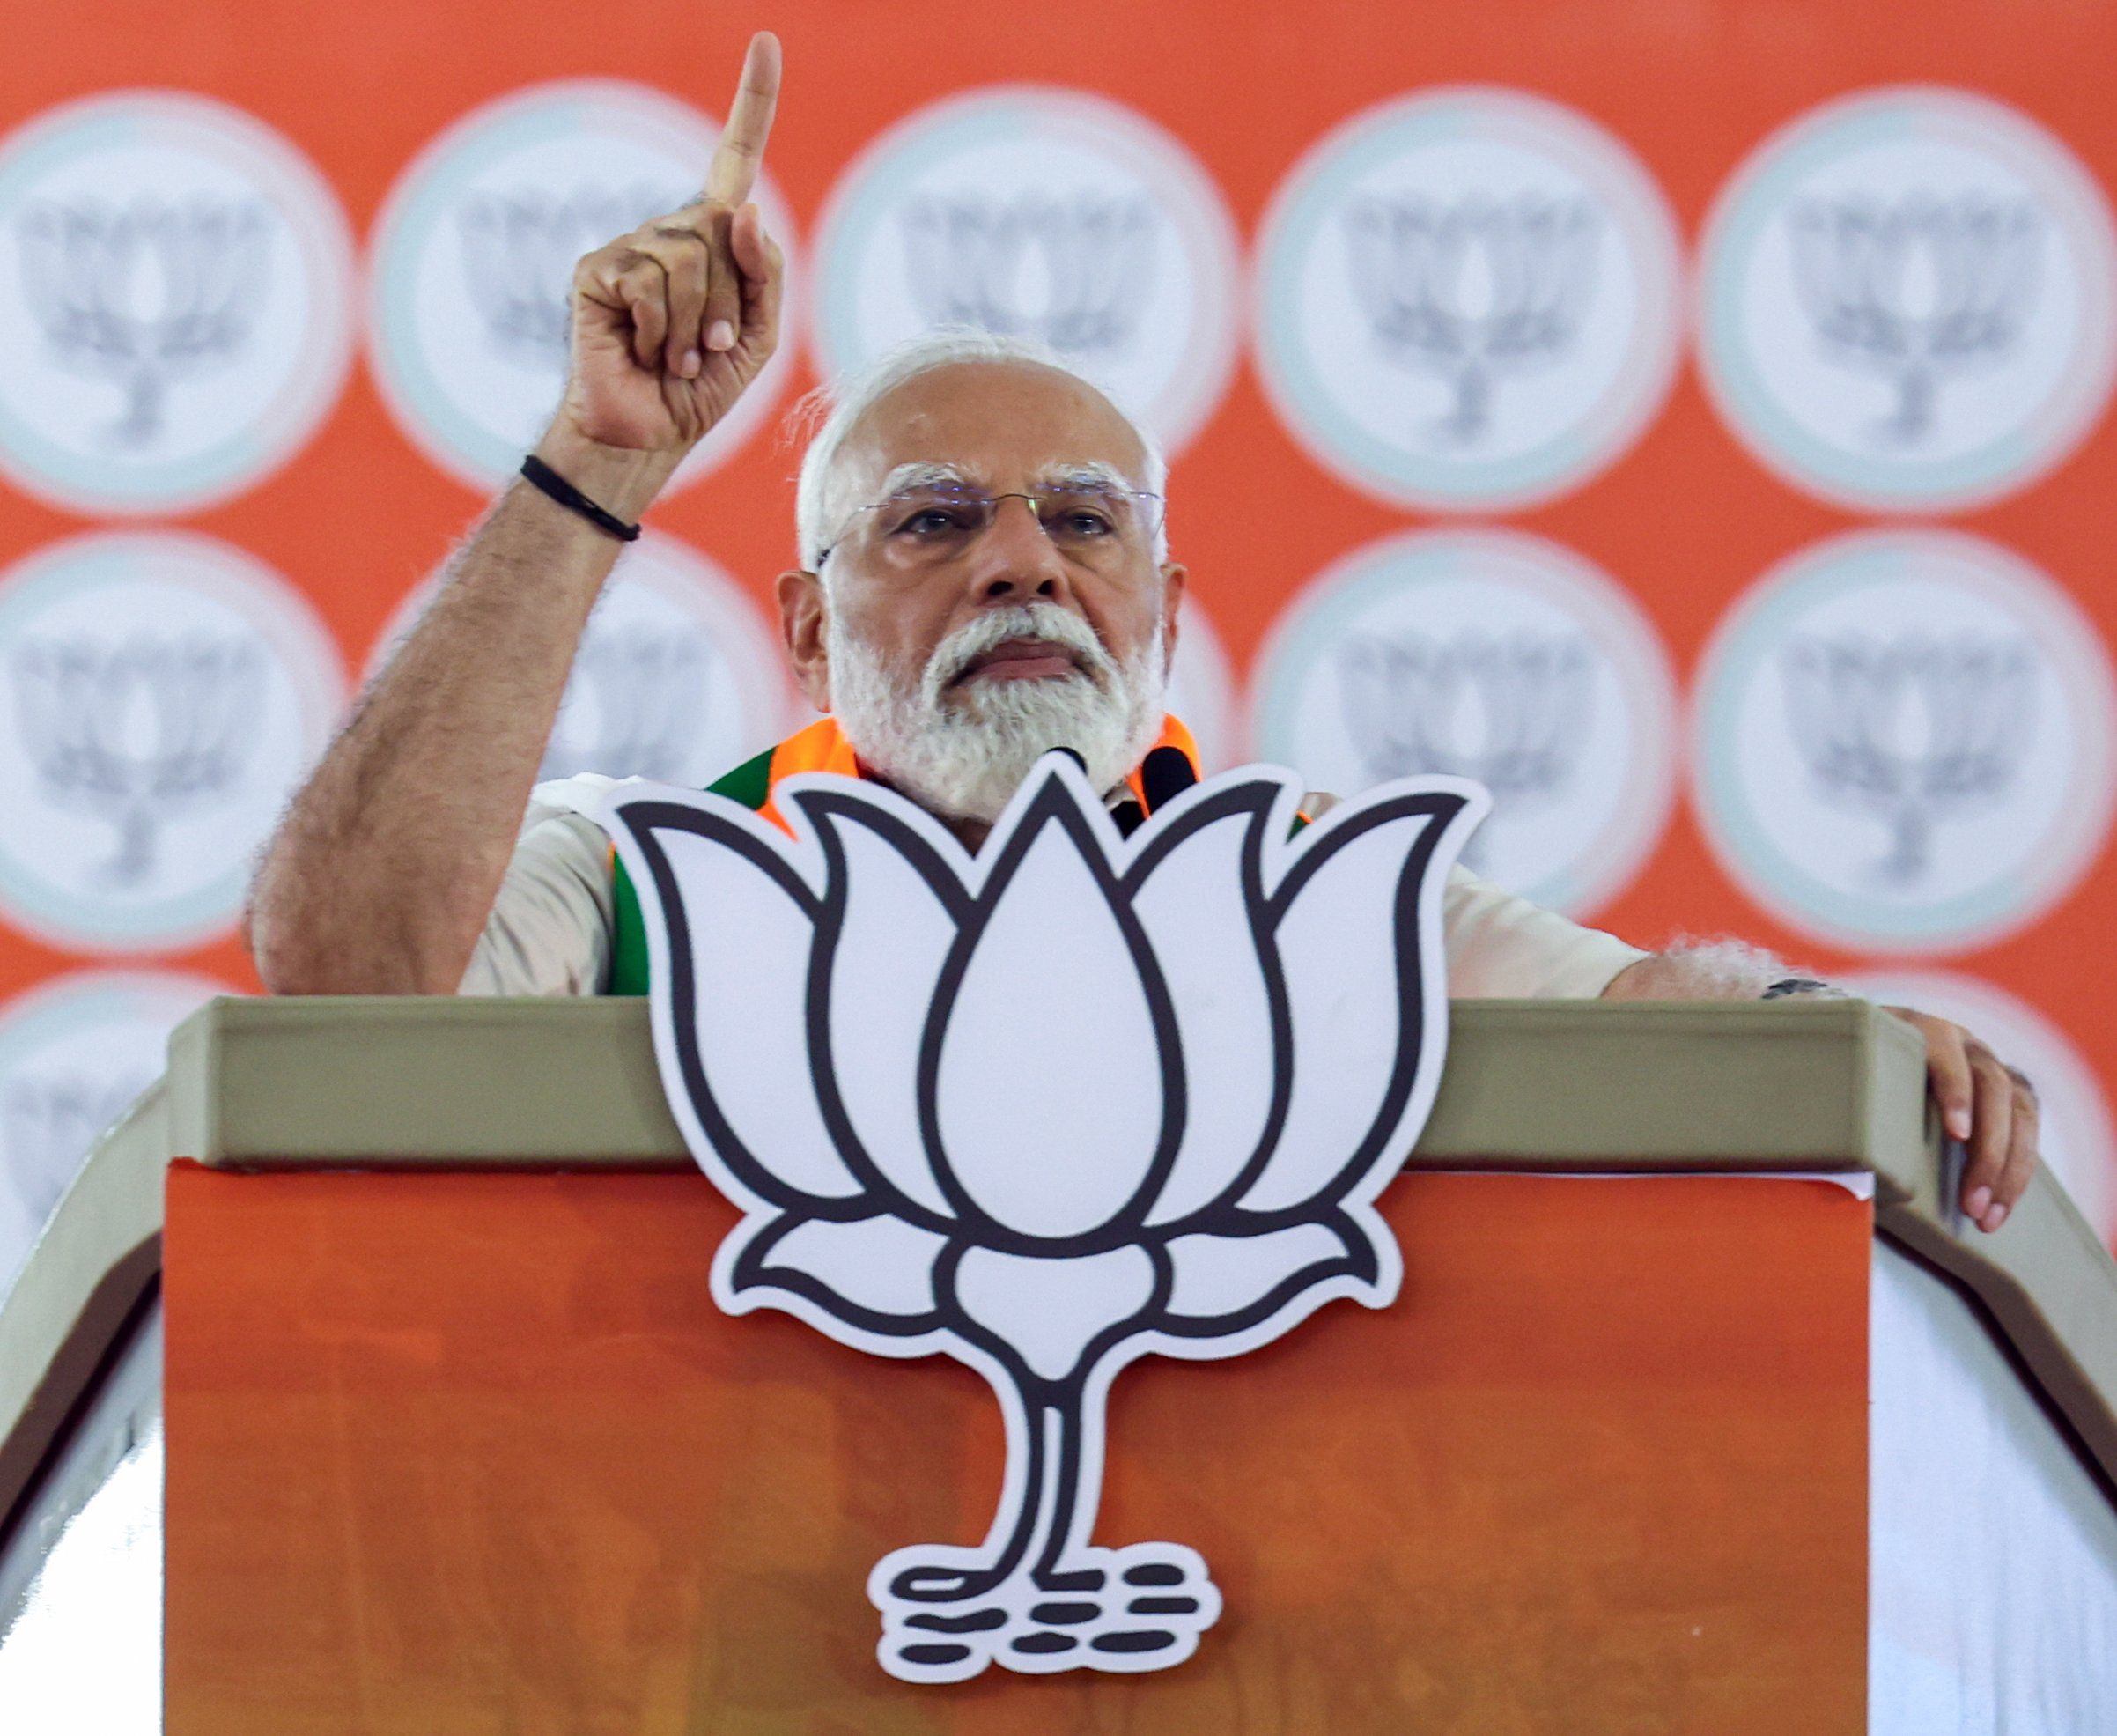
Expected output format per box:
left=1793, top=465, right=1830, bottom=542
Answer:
left=813, top=484, right=1167, bottom=571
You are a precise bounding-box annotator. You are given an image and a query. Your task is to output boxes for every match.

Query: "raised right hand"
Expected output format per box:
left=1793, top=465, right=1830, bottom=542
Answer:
left=556, top=31, right=786, bottom=456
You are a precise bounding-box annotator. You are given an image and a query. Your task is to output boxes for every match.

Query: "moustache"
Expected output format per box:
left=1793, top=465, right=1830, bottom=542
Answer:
left=922, top=604, right=1119, bottom=700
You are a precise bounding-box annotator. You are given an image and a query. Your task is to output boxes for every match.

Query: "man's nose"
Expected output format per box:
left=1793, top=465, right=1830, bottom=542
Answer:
left=965, top=495, right=1071, bottom=605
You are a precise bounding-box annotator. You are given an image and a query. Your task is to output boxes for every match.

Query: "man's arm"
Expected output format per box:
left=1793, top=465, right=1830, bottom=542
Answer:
left=1603, top=943, right=2040, bottom=1235
left=247, top=441, right=668, bottom=994
left=245, top=33, right=786, bottom=994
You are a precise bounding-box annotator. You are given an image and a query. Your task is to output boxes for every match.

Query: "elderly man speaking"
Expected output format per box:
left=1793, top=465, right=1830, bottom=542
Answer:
left=247, top=33, right=2039, bottom=1237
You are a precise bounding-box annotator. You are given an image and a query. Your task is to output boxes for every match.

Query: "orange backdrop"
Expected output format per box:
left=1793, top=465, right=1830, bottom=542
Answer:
left=1, top=0, right=2113, bottom=1242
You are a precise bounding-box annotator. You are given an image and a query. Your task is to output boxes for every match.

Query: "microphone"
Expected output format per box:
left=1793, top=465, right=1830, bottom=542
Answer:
left=1140, top=745, right=1198, bottom=814
left=1047, top=745, right=1174, bottom=839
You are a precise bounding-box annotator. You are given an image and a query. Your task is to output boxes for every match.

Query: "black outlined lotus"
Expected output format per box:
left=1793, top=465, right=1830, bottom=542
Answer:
left=606, top=757, right=1483, bottom=1683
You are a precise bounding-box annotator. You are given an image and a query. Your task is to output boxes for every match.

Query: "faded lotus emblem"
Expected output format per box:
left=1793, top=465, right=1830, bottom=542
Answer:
left=1781, top=630, right=2035, bottom=884
left=456, top=182, right=683, bottom=369
left=1344, top=192, right=1600, bottom=446
left=18, top=196, right=270, bottom=447
left=1337, top=628, right=1591, bottom=868
left=540, top=627, right=708, bottom=783
left=900, top=193, right=1156, bottom=360
left=1789, top=192, right=2041, bottom=447
left=11, top=633, right=263, bottom=886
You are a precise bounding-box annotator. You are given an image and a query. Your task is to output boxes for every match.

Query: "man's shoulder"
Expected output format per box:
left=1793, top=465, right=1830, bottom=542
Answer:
left=522, top=772, right=665, bottom=842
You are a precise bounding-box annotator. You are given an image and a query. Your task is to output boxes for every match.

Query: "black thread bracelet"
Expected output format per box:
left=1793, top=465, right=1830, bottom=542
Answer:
left=520, top=454, right=642, bottom=542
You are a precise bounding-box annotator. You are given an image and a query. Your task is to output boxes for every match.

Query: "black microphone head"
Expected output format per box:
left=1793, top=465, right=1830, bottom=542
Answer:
left=1049, top=746, right=1088, bottom=774
left=1140, top=744, right=1199, bottom=813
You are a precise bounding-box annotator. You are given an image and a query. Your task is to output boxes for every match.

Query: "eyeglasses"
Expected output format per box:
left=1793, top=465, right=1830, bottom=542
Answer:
left=816, top=482, right=1166, bottom=570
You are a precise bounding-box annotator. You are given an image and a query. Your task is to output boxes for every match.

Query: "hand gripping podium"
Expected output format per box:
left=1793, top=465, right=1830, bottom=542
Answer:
left=3, top=997, right=2116, bottom=1731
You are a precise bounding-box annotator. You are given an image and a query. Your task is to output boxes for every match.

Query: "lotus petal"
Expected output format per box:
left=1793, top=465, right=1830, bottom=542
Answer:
left=1127, top=800, right=1280, bottom=1227
left=643, top=822, right=864, bottom=1204
left=933, top=805, right=1170, bottom=1241
left=1238, top=810, right=1438, bottom=1215
left=1162, top=1220, right=1374, bottom=1332
left=813, top=804, right=961, bottom=1220
left=953, top=1245, right=1157, bottom=1383
left=736, top=1212, right=949, bottom=1332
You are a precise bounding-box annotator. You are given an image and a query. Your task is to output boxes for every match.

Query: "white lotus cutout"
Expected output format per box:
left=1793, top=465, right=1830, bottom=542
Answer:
left=604, top=756, right=1485, bottom=1683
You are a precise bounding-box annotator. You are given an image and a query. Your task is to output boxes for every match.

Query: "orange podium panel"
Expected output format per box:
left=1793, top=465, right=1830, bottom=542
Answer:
left=164, top=1161, right=1869, bottom=1734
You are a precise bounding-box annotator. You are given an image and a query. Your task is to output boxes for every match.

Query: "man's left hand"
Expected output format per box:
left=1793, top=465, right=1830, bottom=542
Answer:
left=1885, top=1005, right=2040, bottom=1234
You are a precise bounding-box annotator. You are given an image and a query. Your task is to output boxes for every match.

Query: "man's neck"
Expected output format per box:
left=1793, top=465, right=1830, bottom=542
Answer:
left=850, top=757, right=992, bottom=853
left=854, top=757, right=1128, bottom=855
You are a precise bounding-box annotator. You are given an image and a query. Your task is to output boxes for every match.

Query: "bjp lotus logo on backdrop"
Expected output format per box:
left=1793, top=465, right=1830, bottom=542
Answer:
left=368, top=533, right=794, bottom=789
left=0, top=531, right=343, bottom=952
left=1251, top=528, right=1676, bottom=920
left=0, top=970, right=226, bottom=1301
left=1693, top=528, right=2117, bottom=953
left=605, top=758, right=1483, bottom=1681
left=0, top=92, right=353, bottom=515
left=811, top=87, right=1241, bottom=458
left=1699, top=87, right=2117, bottom=513
left=368, top=80, right=800, bottom=494
left=1254, top=88, right=1682, bottom=513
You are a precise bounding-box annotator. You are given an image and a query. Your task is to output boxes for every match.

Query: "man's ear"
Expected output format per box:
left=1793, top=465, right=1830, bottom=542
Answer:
left=1158, top=562, right=1187, bottom=681
left=778, top=567, right=832, bottom=712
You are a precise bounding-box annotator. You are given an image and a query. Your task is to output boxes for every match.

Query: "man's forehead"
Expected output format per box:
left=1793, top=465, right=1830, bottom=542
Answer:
left=871, top=457, right=1132, bottom=495
left=838, top=359, right=1151, bottom=494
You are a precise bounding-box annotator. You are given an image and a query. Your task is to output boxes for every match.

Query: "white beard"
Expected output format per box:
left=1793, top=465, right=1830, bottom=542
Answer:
left=827, top=601, right=1167, bottom=825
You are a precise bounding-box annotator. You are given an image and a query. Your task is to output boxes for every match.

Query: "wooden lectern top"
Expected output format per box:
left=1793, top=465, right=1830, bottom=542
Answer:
left=4, top=996, right=2114, bottom=1537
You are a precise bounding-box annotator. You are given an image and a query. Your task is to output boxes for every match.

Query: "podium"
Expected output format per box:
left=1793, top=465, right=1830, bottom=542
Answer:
left=3, top=998, right=2115, bottom=1732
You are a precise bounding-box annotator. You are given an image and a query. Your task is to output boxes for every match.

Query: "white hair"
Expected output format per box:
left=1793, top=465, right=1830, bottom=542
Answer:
left=791, top=328, right=1170, bottom=573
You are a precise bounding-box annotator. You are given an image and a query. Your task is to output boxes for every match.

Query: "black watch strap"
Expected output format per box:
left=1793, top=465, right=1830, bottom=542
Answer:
left=519, top=454, right=643, bottom=543
left=1760, top=977, right=1838, bottom=1000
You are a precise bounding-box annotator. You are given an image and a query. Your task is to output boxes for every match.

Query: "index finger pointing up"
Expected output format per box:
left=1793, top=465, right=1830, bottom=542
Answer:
left=703, top=31, right=781, bottom=207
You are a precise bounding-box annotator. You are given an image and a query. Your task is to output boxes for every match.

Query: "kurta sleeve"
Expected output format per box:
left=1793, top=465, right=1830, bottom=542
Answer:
left=456, top=775, right=623, bottom=998
left=1439, top=862, right=1649, bottom=1000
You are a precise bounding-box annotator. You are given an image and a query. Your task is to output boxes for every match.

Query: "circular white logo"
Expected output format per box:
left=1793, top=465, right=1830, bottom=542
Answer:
left=1836, top=969, right=2115, bottom=1241
left=1164, top=594, right=1236, bottom=774
left=1693, top=529, right=2117, bottom=951
left=368, top=80, right=800, bottom=493
left=0, top=530, right=345, bottom=950
left=371, top=532, right=793, bottom=787
left=1251, top=528, right=1677, bottom=914
left=811, top=87, right=1240, bottom=456
left=0, top=92, right=355, bottom=514
left=1698, top=87, right=2117, bottom=512
left=1254, top=88, right=1683, bottom=512
left=0, top=968, right=227, bottom=1293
